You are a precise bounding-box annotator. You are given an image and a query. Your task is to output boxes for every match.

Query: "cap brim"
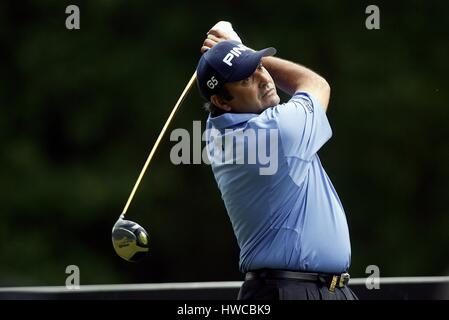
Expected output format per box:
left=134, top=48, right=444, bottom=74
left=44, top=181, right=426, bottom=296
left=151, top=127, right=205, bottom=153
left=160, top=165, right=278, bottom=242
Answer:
left=228, top=47, right=277, bottom=82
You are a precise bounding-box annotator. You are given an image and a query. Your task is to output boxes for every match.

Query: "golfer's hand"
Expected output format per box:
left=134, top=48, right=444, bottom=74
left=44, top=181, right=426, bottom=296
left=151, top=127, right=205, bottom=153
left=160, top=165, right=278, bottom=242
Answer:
left=201, top=21, right=242, bottom=53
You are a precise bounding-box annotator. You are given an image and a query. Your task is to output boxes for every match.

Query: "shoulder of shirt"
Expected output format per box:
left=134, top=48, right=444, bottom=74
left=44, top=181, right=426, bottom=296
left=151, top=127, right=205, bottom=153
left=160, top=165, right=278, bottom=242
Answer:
left=253, top=91, right=315, bottom=119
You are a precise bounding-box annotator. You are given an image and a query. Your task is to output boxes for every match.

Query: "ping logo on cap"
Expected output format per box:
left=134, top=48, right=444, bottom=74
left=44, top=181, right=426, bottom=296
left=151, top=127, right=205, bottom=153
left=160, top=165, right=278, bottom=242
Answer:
left=222, top=44, right=249, bottom=66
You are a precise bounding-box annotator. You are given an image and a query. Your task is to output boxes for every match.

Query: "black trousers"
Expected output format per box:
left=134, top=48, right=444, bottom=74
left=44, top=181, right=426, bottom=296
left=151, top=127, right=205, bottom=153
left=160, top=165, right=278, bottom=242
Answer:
left=237, top=278, right=359, bottom=300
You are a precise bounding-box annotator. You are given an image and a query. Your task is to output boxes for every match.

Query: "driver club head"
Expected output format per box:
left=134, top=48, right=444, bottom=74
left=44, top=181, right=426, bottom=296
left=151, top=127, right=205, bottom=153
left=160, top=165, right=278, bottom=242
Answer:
left=112, top=216, right=150, bottom=262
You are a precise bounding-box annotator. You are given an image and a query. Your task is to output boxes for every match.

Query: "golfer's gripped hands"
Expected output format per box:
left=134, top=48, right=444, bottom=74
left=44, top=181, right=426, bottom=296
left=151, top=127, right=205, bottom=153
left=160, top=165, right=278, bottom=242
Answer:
left=200, top=21, right=242, bottom=53
left=201, top=29, right=229, bottom=53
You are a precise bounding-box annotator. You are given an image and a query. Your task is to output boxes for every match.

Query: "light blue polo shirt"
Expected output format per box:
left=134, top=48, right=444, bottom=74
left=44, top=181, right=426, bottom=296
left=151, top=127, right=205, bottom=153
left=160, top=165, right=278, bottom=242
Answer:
left=205, top=92, right=351, bottom=274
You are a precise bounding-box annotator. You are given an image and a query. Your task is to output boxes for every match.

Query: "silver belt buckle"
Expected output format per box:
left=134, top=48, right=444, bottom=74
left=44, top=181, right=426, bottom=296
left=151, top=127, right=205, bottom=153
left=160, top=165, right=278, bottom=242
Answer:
left=339, top=272, right=350, bottom=287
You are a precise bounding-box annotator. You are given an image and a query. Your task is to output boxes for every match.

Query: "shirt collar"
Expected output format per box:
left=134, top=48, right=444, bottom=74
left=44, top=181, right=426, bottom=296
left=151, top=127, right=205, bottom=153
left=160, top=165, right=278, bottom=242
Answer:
left=208, top=112, right=258, bottom=130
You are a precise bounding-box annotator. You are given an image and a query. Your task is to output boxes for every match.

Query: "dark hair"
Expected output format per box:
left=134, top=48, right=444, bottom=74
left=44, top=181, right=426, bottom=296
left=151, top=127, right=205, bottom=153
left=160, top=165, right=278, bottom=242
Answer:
left=203, top=86, right=234, bottom=115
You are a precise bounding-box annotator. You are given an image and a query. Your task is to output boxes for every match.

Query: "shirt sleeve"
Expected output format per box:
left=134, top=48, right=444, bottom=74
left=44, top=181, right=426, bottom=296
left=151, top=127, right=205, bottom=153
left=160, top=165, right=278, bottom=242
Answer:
left=268, top=92, right=332, bottom=161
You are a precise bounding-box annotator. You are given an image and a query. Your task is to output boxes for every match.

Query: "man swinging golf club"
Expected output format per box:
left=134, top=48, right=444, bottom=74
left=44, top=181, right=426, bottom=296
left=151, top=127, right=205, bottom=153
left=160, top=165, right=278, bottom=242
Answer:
left=197, top=22, right=358, bottom=300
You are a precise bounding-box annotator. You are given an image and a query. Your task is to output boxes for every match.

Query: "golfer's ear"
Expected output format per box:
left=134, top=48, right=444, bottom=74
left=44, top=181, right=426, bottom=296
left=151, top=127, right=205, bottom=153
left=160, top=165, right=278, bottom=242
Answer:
left=211, top=94, right=232, bottom=112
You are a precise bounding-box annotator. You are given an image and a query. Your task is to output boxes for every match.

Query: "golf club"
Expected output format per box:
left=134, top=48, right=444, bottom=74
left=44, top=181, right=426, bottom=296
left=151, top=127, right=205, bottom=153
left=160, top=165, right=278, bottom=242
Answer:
left=112, top=71, right=197, bottom=262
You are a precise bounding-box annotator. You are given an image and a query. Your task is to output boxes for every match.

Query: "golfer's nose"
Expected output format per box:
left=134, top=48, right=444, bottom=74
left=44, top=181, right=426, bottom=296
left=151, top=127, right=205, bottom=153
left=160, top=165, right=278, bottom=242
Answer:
left=256, top=69, right=270, bottom=87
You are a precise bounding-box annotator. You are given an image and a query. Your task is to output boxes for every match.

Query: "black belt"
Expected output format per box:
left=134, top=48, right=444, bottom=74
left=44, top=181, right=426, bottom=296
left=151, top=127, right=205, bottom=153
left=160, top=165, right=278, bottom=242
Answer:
left=245, top=269, right=350, bottom=292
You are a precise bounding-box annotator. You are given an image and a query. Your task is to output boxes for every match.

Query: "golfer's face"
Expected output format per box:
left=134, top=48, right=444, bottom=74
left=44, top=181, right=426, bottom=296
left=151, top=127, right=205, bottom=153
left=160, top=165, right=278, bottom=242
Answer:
left=225, top=62, right=280, bottom=113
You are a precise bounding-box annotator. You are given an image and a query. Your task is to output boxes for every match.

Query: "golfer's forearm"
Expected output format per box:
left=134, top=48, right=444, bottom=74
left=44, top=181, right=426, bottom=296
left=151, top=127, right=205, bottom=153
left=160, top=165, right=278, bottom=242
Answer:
left=262, top=56, right=330, bottom=110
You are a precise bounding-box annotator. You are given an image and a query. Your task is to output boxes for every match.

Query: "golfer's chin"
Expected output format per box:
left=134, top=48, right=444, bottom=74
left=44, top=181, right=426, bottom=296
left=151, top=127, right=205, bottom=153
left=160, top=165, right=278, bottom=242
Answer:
left=262, top=93, right=280, bottom=110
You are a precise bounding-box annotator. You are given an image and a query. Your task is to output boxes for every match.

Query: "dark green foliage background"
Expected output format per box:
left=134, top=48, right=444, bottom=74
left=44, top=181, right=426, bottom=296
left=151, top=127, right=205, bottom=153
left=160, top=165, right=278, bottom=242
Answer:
left=1, top=0, right=448, bottom=285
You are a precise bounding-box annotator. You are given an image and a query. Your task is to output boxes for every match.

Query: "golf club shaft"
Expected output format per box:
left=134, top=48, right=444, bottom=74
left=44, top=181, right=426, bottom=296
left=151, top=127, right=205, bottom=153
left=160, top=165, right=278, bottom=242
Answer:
left=122, top=71, right=198, bottom=215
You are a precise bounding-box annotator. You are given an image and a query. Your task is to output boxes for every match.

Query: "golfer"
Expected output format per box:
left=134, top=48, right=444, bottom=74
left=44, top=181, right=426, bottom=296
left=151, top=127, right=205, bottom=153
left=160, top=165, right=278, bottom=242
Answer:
left=196, top=25, right=357, bottom=300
